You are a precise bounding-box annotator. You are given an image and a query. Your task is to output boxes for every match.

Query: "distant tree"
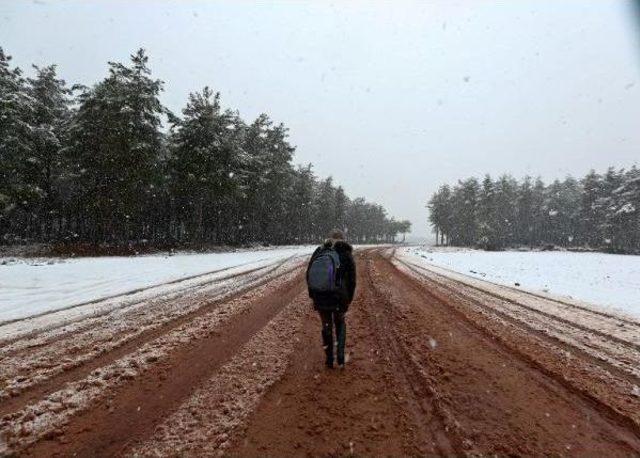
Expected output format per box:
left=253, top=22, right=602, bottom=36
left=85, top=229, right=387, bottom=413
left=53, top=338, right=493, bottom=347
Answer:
left=515, top=176, right=535, bottom=247
left=529, top=177, right=547, bottom=246
left=449, top=178, right=479, bottom=246
left=427, top=166, right=639, bottom=253
left=285, top=164, right=316, bottom=243
left=427, top=184, right=452, bottom=245
left=313, top=177, right=337, bottom=240
left=396, top=219, right=412, bottom=242
left=346, top=197, right=367, bottom=243
left=241, top=114, right=295, bottom=244
left=578, top=170, right=603, bottom=247
left=332, top=185, right=349, bottom=233
left=608, top=167, right=640, bottom=251
left=596, top=167, right=624, bottom=250
left=476, top=174, right=496, bottom=249
left=492, top=175, right=518, bottom=248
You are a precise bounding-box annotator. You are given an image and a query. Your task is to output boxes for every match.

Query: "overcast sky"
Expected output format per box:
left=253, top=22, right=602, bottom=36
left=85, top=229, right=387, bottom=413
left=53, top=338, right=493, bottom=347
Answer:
left=2, top=1, right=639, bottom=238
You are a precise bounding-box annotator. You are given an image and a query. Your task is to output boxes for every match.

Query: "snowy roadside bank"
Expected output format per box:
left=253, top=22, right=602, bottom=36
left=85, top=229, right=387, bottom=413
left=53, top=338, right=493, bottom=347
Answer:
left=399, top=246, right=640, bottom=318
left=0, top=246, right=316, bottom=323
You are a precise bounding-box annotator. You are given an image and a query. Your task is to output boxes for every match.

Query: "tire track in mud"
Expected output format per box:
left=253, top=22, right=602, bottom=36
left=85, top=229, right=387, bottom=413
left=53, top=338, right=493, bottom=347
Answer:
left=2, top=268, right=306, bottom=457
left=374, top=253, right=640, bottom=455
left=0, top=261, right=281, bottom=392
left=394, top=257, right=640, bottom=431
left=400, top=258, right=640, bottom=353
left=129, top=291, right=311, bottom=456
left=0, top=261, right=302, bottom=419
left=5, top=248, right=640, bottom=456
left=0, top=259, right=273, bottom=330
left=361, top=257, right=465, bottom=455
left=1, top=258, right=295, bottom=367
left=404, top=255, right=640, bottom=328
left=0, top=256, right=299, bottom=348
left=396, top=259, right=640, bottom=383
left=228, top=251, right=454, bottom=457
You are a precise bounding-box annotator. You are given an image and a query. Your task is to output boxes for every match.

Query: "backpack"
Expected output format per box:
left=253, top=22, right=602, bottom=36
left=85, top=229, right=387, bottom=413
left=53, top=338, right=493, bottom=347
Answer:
left=307, top=248, right=342, bottom=294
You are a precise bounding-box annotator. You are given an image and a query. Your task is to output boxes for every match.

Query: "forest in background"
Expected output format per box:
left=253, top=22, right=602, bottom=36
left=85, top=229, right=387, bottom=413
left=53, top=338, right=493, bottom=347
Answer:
left=0, top=48, right=411, bottom=250
left=428, top=167, right=640, bottom=253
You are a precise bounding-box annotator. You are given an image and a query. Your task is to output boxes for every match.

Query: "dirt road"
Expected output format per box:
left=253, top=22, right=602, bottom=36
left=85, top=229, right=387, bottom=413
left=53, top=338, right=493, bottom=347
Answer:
left=2, top=249, right=640, bottom=456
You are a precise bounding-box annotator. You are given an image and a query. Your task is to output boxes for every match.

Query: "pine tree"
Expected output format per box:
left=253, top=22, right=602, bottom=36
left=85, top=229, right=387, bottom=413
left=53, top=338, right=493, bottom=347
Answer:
left=241, top=114, right=295, bottom=244
left=168, top=87, right=243, bottom=243
left=476, top=174, right=496, bottom=249
left=0, top=47, right=33, bottom=240
left=608, top=167, right=640, bottom=251
left=67, top=49, right=167, bottom=243
left=23, top=65, right=73, bottom=239
left=396, top=219, right=412, bottom=242
left=515, top=176, right=535, bottom=247
left=597, top=167, right=624, bottom=250
left=578, top=170, right=603, bottom=247
left=0, top=48, right=408, bottom=248
left=333, top=185, right=349, bottom=234
left=428, top=185, right=452, bottom=245
left=530, top=177, right=546, bottom=246
left=346, top=197, right=367, bottom=243
left=449, top=178, right=479, bottom=246
left=314, top=177, right=337, bottom=240
left=427, top=167, right=639, bottom=253
left=492, top=175, right=518, bottom=248
left=285, top=164, right=316, bottom=243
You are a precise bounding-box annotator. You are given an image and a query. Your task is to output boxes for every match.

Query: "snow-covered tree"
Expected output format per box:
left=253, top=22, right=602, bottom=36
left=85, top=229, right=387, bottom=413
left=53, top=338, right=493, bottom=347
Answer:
left=314, top=177, right=338, bottom=240
left=578, top=170, right=603, bottom=247
left=241, top=114, right=295, bottom=244
left=168, top=87, right=244, bottom=243
left=0, top=47, right=407, bottom=248
left=285, top=164, right=316, bottom=243
left=428, top=166, right=639, bottom=253
left=607, top=167, right=640, bottom=251
left=0, top=47, right=33, bottom=239
left=449, top=178, right=479, bottom=246
left=428, top=184, right=452, bottom=245
left=22, top=65, right=73, bottom=238
left=476, top=174, right=496, bottom=249
left=67, top=49, right=168, bottom=242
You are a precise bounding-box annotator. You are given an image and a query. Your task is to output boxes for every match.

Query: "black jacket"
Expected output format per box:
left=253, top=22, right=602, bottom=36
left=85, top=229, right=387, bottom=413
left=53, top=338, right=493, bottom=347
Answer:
left=306, top=240, right=356, bottom=311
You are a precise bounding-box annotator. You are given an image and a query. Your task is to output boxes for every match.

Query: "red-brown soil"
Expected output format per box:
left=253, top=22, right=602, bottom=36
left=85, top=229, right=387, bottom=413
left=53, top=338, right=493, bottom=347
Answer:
left=2, top=249, right=639, bottom=457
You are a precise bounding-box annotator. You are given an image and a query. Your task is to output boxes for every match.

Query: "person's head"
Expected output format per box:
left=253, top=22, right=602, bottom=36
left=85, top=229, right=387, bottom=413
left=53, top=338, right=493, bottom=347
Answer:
left=328, top=229, right=345, bottom=241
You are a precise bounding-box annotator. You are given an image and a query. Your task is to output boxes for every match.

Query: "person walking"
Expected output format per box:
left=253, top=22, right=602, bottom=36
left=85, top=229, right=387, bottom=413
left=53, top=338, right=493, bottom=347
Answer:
left=306, top=229, right=356, bottom=369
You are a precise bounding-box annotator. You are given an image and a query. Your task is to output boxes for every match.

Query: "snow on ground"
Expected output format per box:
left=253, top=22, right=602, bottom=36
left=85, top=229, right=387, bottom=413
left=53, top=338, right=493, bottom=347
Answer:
left=0, top=246, right=315, bottom=323
left=399, top=246, right=640, bottom=318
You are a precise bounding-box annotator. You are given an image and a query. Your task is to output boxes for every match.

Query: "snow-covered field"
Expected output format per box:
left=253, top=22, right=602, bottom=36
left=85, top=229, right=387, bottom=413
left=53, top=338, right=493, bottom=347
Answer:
left=399, top=246, right=640, bottom=318
left=0, top=246, right=315, bottom=323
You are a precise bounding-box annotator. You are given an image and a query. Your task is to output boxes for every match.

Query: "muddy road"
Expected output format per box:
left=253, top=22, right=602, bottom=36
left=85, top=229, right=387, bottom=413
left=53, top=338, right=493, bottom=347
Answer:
left=2, top=249, right=640, bottom=456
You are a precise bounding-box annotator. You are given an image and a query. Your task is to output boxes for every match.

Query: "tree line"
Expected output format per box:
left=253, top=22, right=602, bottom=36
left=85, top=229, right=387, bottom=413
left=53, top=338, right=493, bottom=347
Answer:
left=0, top=47, right=411, bottom=248
left=428, top=167, right=640, bottom=253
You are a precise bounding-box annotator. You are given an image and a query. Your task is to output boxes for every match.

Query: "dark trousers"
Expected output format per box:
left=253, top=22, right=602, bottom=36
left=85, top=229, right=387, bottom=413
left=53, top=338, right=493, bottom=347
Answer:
left=318, top=310, right=346, bottom=365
